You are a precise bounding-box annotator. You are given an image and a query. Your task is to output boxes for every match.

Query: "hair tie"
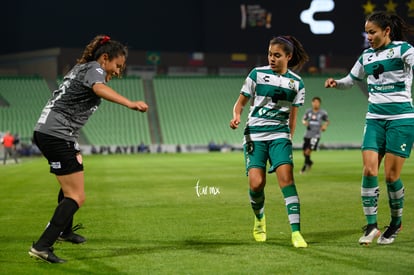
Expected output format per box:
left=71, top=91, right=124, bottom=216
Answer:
left=100, top=35, right=111, bottom=44
left=277, top=36, right=294, bottom=49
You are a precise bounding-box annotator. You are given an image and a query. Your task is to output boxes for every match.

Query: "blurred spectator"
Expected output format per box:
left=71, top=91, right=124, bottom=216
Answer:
left=1, top=131, right=19, bottom=164
left=138, top=141, right=150, bottom=153
left=208, top=140, right=221, bottom=152
left=156, top=144, right=162, bottom=153
left=13, top=133, right=20, bottom=150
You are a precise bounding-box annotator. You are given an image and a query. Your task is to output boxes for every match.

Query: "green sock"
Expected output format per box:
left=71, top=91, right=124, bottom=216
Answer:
left=361, top=176, right=379, bottom=225
left=249, top=189, right=265, bottom=219
left=281, top=184, right=300, bottom=232
left=386, top=179, right=404, bottom=226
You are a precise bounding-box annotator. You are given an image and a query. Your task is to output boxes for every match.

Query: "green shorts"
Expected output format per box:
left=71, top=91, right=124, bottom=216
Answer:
left=362, top=118, right=414, bottom=158
left=243, top=139, right=293, bottom=175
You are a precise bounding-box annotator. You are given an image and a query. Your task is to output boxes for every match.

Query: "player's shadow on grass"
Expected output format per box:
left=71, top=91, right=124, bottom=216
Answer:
left=304, top=228, right=361, bottom=244
left=76, top=239, right=251, bottom=260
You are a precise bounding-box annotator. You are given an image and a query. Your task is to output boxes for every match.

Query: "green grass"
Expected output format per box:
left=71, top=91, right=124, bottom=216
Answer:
left=0, top=151, right=413, bottom=274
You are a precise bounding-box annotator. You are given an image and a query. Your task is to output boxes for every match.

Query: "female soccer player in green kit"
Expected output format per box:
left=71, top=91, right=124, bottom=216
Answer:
left=230, top=35, right=309, bottom=248
left=325, top=11, right=414, bottom=245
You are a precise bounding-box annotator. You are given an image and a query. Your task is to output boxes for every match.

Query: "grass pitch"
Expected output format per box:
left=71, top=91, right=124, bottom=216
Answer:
left=0, top=150, right=413, bottom=274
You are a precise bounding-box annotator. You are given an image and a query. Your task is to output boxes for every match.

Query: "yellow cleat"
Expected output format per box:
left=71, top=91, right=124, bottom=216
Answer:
left=291, top=231, right=308, bottom=248
left=253, top=215, right=266, bottom=242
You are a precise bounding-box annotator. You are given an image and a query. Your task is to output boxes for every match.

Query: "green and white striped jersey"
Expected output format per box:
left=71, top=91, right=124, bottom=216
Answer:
left=349, top=41, right=414, bottom=120
left=240, top=65, right=305, bottom=142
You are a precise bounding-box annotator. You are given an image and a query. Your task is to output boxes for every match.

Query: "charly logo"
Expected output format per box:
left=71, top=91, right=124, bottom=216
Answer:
left=300, top=0, right=335, bottom=34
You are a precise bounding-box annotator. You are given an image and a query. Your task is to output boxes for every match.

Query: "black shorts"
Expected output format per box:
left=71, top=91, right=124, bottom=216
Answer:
left=33, top=131, right=84, bottom=175
left=302, top=137, right=320, bottom=151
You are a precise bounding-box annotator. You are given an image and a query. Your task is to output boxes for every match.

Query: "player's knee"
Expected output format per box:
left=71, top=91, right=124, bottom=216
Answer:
left=249, top=173, right=265, bottom=191
left=363, top=166, right=378, bottom=177
left=72, top=193, right=85, bottom=207
left=78, top=194, right=86, bottom=207
left=385, top=171, right=400, bottom=183
left=278, top=175, right=293, bottom=187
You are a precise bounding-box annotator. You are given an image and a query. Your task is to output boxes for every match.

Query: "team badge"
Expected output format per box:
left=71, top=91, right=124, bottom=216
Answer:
left=288, top=79, right=295, bottom=90
left=386, top=49, right=394, bottom=59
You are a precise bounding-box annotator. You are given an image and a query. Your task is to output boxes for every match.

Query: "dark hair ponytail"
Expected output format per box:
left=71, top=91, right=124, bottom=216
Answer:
left=77, top=35, right=128, bottom=64
left=367, top=11, right=414, bottom=41
left=270, top=35, right=309, bottom=71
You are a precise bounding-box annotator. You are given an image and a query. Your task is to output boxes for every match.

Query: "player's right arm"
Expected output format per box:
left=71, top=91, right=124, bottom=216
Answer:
left=302, top=111, right=309, bottom=126
left=230, top=94, right=249, bottom=129
left=325, top=75, right=356, bottom=89
left=324, top=78, right=337, bottom=88
left=326, top=57, right=364, bottom=89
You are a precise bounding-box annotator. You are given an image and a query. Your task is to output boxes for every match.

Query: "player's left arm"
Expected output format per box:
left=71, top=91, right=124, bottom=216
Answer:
left=230, top=94, right=249, bottom=129
left=291, top=79, right=305, bottom=137
left=289, top=106, right=299, bottom=139
left=321, top=112, right=329, bottom=131
left=401, top=42, right=414, bottom=72
left=321, top=120, right=329, bottom=131
left=93, top=83, right=148, bottom=112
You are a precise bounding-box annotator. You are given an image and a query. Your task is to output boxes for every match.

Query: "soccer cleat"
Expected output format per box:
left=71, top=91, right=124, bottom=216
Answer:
left=291, top=231, right=308, bottom=248
left=253, top=215, right=266, bottom=242
left=300, top=165, right=307, bottom=174
left=359, top=224, right=380, bottom=245
left=377, top=223, right=402, bottom=245
left=57, top=232, right=86, bottom=244
left=305, top=161, right=314, bottom=172
left=58, top=223, right=86, bottom=244
left=300, top=161, right=314, bottom=174
left=28, top=246, right=66, bottom=263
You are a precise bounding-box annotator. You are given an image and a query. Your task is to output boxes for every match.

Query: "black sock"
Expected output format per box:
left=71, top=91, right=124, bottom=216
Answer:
left=58, top=189, right=74, bottom=236
left=34, top=197, right=79, bottom=250
left=305, top=155, right=311, bottom=164
left=367, top=223, right=378, bottom=231
left=58, top=189, right=64, bottom=203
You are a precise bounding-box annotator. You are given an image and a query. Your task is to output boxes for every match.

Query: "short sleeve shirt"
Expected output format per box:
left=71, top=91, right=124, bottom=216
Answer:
left=34, top=61, right=106, bottom=141
left=240, top=65, right=305, bottom=142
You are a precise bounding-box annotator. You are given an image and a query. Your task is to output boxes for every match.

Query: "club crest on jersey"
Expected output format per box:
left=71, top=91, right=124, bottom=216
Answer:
left=96, top=68, right=104, bottom=74
left=386, top=49, right=394, bottom=59
left=288, top=79, right=295, bottom=90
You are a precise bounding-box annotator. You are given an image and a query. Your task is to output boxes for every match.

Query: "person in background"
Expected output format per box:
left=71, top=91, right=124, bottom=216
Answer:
left=300, top=96, right=329, bottom=174
left=230, top=35, right=309, bottom=248
left=2, top=131, right=19, bottom=165
left=29, top=35, right=148, bottom=263
left=325, top=11, right=414, bottom=245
